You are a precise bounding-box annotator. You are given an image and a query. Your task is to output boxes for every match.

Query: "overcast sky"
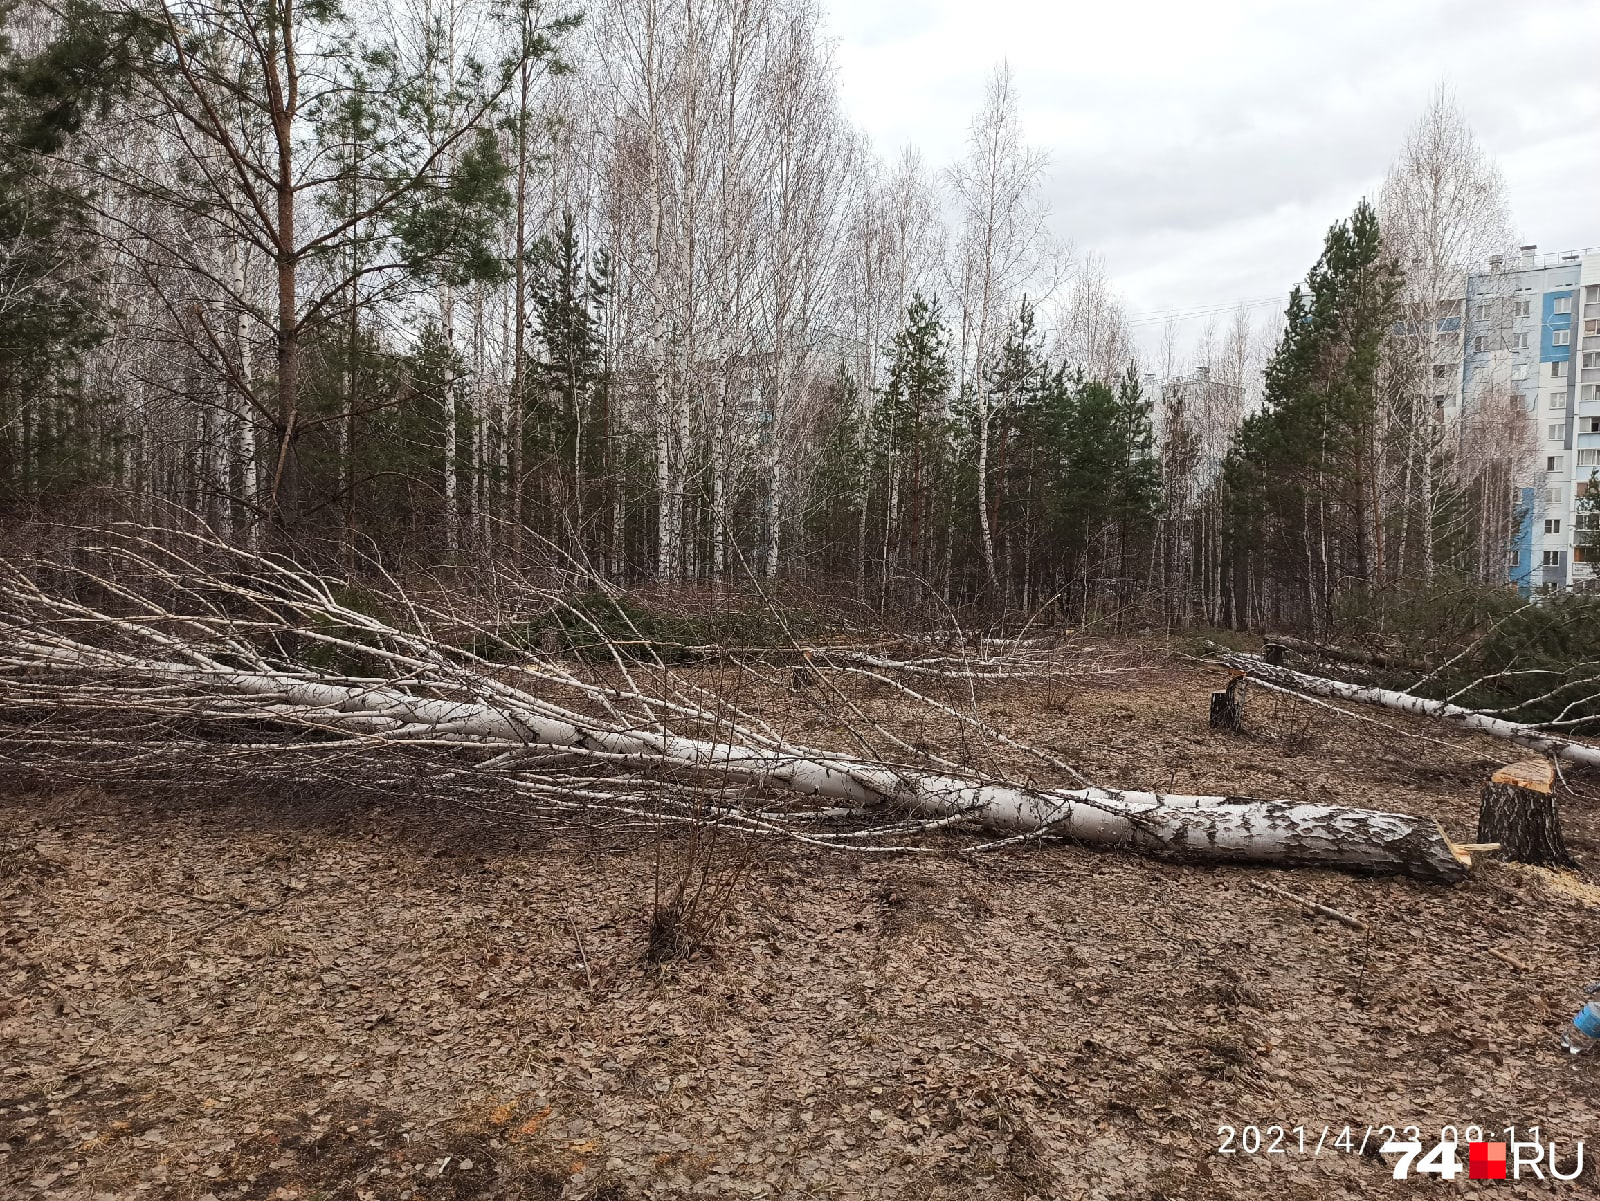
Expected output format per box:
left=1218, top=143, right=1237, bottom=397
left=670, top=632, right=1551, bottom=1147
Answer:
left=824, top=0, right=1600, bottom=358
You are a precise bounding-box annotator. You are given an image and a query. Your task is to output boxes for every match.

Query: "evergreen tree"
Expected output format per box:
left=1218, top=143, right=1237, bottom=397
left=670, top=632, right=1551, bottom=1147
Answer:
left=0, top=4, right=109, bottom=504
left=870, top=294, right=952, bottom=604
left=525, top=207, right=610, bottom=545
left=1223, top=199, right=1400, bottom=630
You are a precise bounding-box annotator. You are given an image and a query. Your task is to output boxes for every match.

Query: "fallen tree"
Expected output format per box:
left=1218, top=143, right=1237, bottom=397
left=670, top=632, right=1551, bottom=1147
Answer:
left=1216, top=648, right=1600, bottom=769
left=1265, top=633, right=1425, bottom=674
left=0, top=529, right=1478, bottom=881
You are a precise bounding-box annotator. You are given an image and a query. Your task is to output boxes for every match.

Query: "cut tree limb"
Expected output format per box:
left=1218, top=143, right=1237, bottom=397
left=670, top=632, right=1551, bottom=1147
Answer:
left=0, top=545, right=1479, bottom=883
left=1247, top=879, right=1369, bottom=931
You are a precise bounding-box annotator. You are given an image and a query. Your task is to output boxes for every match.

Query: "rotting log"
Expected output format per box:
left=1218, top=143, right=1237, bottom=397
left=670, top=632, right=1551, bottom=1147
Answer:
left=1215, top=649, right=1600, bottom=770
left=1477, top=759, right=1573, bottom=868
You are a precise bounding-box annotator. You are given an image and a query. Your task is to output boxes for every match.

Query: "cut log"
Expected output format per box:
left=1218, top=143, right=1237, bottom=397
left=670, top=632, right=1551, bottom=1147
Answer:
left=0, top=547, right=1481, bottom=885
left=1216, top=650, right=1600, bottom=769
left=1264, top=633, right=1423, bottom=672
left=1210, top=672, right=1248, bottom=731
left=9, top=642, right=1478, bottom=881
left=1477, top=759, right=1573, bottom=867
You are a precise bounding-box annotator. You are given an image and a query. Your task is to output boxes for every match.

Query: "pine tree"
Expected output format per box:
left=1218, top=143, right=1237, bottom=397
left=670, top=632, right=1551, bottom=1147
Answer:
left=0, top=5, right=109, bottom=505
left=870, top=294, right=953, bottom=605
left=525, top=208, right=609, bottom=548
left=1223, top=199, right=1400, bottom=630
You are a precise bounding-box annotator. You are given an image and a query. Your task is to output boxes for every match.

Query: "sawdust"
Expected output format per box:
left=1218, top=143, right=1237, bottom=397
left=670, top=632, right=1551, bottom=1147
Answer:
left=1500, top=862, right=1600, bottom=910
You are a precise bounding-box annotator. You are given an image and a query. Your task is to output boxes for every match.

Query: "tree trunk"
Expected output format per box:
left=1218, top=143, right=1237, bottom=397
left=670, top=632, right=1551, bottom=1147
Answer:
left=1477, top=759, right=1573, bottom=867
left=1210, top=672, right=1247, bottom=731
left=13, top=639, right=1475, bottom=882
left=1220, top=650, right=1600, bottom=768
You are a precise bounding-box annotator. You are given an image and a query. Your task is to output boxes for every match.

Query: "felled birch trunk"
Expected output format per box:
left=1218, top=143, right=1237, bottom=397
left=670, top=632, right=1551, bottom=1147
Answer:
left=1219, top=651, right=1600, bottom=770
left=18, top=644, right=1475, bottom=882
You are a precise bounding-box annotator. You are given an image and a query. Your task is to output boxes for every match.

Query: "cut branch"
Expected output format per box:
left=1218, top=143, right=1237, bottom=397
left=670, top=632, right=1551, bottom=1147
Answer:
left=0, top=534, right=1479, bottom=882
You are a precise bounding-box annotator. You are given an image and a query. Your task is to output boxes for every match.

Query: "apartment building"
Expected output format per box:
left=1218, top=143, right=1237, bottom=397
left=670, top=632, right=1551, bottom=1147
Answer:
left=1459, top=245, right=1600, bottom=592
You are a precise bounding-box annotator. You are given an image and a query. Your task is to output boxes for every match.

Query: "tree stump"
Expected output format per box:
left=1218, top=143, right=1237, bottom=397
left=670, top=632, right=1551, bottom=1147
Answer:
left=1209, top=672, right=1248, bottom=732
left=1477, top=759, right=1573, bottom=867
left=1262, top=642, right=1286, bottom=667
left=790, top=650, right=817, bottom=691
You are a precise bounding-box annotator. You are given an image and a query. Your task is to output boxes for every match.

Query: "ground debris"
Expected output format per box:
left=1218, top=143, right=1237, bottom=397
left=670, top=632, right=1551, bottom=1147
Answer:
left=3, top=655, right=1597, bottom=1198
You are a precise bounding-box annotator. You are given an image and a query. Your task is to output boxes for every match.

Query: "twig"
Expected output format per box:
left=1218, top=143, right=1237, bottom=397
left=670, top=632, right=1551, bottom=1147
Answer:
left=565, top=911, right=594, bottom=988
left=1248, top=879, right=1369, bottom=931
left=1486, top=946, right=1529, bottom=972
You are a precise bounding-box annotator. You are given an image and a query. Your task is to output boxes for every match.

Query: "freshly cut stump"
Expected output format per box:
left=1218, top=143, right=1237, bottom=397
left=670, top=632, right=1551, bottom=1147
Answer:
left=1477, top=759, right=1573, bottom=868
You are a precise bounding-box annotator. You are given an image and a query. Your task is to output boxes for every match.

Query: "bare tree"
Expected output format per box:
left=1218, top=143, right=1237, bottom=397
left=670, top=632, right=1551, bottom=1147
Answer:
left=1379, top=84, right=1516, bottom=582
left=949, top=64, right=1049, bottom=594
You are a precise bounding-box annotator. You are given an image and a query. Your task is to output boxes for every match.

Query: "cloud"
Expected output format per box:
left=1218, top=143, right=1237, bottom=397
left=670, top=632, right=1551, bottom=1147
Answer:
left=825, top=0, right=1600, bottom=359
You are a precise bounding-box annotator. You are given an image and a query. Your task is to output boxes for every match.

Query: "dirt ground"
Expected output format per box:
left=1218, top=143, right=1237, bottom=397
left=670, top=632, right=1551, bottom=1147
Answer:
left=4, top=648, right=1599, bottom=1200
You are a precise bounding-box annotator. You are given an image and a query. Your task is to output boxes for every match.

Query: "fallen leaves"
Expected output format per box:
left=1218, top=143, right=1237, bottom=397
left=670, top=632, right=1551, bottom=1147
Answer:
left=3, top=658, right=1599, bottom=1198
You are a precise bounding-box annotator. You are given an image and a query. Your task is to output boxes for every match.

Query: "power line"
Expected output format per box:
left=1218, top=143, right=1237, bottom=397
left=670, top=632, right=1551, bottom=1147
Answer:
left=1124, top=293, right=1285, bottom=329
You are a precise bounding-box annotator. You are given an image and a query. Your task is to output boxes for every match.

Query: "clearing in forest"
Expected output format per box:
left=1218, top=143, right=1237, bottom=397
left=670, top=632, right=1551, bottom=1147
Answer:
left=3, top=653, right=1597, bottom=1200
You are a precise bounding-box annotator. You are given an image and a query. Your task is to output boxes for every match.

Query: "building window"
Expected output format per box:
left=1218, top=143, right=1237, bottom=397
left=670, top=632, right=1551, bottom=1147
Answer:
left=1554, top=330, right=1571, bottom=346
left=1475, top=302, right=1491, bottom=320
left=1585, top=417, right=1600, bottom=434
left=1510, top=549, right=1521, bottom=566
left=1474, top=336, right=1487, bottom=353
left=1432, top=364, right=1449, bottom=379
left=1548, top=455, right=1565, bottom=472
left=1514, top=332, right=1530, bottom=349
left=1515, top=299, right=1532, bottom=317
left=1578, top=513, right=1599, bottom=530
left=1544, top=550, right=1563, bottom=567
left=1550, top=423, right=1566, bottom=441
left=1554, top=361, right=1568, bottom=378
left=1581, top=449, right=1600, bottom=466
left=1584, top=384, right=1600, bottom=402
left=1585, top=319, right=1599, bottom=336
left=1547, top=486, right=1566, bottom=504
left=1555, top=296, right=1573, bottom=315
left=1578, top=546, right=1594, bottom=564
left=1584, top=352, right=1600, bottom=369
left=1546, top=519, right=1563, bottom=534
left=1513, top=364, right=1529, bottom=381
left=1551, top=392, right=1567, bottom=409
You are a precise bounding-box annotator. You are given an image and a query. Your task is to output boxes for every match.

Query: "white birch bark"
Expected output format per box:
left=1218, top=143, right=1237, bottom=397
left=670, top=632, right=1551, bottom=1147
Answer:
left=1223, top=651, right=1600, bottom=769
left=14, top=637, right=1471, bottom=882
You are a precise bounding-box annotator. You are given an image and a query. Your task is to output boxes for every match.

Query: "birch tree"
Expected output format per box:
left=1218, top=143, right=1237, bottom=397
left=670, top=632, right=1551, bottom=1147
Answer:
left=949, top=64, right=1048, bottom=594
left=1379, top=85, right=1515, bottom=583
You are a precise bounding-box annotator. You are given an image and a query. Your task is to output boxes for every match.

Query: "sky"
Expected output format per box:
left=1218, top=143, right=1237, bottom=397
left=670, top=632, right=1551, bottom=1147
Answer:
left=823, top=0, right=1600, bottom=360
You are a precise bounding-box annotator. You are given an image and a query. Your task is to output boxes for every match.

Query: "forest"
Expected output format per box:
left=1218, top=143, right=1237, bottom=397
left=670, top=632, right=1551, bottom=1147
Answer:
left=0, top=0, right=1554, bottom=635
left=7, top=4, right=1600, bottom=1198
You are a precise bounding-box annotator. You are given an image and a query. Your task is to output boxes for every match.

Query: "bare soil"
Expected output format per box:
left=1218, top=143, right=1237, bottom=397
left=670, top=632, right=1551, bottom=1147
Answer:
left=4, top=648, right=1599, bottom=1200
